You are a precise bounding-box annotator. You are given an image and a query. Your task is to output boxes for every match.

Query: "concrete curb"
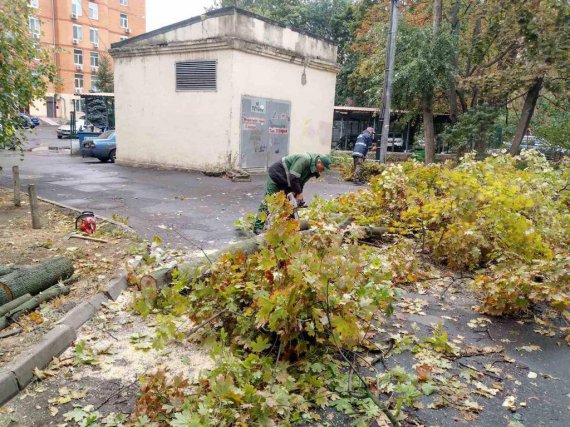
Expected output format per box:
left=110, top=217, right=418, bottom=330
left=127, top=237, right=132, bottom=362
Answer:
left=104, top=271, right=128, bottom=301
left=59, top=301, right=96, bottom=330
left=0, top=276, right=131, bottom=406
left=5, top=325, right=77, bottom=389
left=36, top=196, right=137, bottom=235
left=0, top=370, right=19, bottom=404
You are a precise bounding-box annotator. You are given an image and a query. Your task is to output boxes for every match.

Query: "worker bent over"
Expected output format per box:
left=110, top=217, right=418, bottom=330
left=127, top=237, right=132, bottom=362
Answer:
left=352, top=127, right=375, bottom=184
left=254, top=152, right=331, bottom=233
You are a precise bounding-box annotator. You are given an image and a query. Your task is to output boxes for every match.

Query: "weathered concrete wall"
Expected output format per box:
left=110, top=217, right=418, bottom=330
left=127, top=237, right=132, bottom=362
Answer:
left=118, top=9, right=337, bottom=64
left=230, top=50, right=336, bottom=164
left=111, top=8, right=338, bottom=171
left=114, top=49, right=234, bottom=170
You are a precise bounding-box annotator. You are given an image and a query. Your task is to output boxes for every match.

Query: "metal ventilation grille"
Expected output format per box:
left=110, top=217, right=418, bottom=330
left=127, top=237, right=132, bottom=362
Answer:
left=175, top=60, right=217, bottom=91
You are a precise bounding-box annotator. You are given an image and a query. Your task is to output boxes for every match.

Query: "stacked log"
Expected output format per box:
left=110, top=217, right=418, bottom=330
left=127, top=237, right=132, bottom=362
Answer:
left=0, top=257, right=74, bottom=305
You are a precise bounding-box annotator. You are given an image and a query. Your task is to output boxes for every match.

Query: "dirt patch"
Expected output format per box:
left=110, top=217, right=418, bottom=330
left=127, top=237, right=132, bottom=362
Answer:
left=0, top=187, right=142, bottom=366
left=1, top=289, right=213, bottom=426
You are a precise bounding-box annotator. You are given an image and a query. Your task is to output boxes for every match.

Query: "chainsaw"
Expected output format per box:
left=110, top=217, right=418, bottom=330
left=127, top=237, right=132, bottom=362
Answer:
left=286, top=192, right=307, bottom=220
left=75, top=211, right=97, bottom=235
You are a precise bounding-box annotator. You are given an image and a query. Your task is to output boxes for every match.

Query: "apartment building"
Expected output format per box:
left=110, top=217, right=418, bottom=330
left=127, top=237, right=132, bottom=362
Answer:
left=28, top=0, right=145, bottom=119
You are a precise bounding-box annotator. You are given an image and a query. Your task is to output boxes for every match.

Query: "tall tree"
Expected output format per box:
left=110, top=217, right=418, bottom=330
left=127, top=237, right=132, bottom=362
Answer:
left=422, top=0, right=443, bottom=164
left=95, top=55, right=114, bottom=93
left=0, top=0, right=54, bottom=149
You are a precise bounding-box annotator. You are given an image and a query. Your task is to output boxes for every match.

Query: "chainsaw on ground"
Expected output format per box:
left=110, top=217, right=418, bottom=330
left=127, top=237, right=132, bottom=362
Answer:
left=75, top=211, right=97, bottom=235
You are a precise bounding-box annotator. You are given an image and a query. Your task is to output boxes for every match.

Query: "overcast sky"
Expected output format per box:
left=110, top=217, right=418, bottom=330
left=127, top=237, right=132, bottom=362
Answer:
left=146, top=0, right=218, bottom=31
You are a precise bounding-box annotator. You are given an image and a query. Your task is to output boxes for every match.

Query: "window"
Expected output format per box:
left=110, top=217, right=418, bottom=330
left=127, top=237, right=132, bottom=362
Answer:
left=74, top=74, right=84, bottom=92
left=91, top=75, right=99, bottom=92
left=88, top=2, right=98, bottom=20
left=74, top=49, right=83, bottom=65
left=175, top=60, right=217, bottom=92
left=33, top=42, right=41, bottom=60
left=73, top=24, right=83, bottom=41
left=90, top=51, right=99, bottom=67
left=89, top=27, right=98, bottom=45
left=28, top=16, right=40, bottom=37
left=120, top=13, right=128, bottom=28
left=120, top=0, right=128, bottom=6
left=120, top=36, right=128, bottom=41
left=71, top=0, right=82, bottom=17
left=29, top=0, right=39, bottom=8
left=73, top=99, right=85, bottom=113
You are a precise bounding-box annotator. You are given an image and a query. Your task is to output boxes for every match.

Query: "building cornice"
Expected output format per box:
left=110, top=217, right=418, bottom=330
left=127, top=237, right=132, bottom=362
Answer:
left=110, top=37, right=341, bottom=73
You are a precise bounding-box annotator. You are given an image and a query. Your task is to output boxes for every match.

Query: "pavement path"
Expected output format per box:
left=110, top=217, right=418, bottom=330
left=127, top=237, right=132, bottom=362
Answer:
left=1, top=125, right=356, bottom=250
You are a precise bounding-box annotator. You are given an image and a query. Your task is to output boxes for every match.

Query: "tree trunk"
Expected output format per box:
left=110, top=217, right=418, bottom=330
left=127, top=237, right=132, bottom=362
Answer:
left=0, top=257, right=74, bottom=305
left=422, top=0, right=442, bottom=165
left=0, top=294, right=32, bottom=317
left=9, top=285, right=70, bottom=321
left=423, top=95, right=436, bottom=164
left=433, top=0, right=442, bottom=35
left=448, top=0, right=461, bottom=123
left=509, top=78, right=543, bottom=155
left=140, top=222, right=389, bottom=291
left=0, top=266, right=17, bottom=277
left=0, top=285, right=69, bottom=330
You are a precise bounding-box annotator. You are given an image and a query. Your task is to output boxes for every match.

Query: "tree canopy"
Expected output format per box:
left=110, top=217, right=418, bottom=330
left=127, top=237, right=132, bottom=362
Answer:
left=0, top=0, right=54, bottom=149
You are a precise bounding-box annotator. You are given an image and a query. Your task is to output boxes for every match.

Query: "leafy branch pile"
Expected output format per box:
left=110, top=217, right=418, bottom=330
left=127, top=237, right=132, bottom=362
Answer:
left=324, top=152, right=570, bottom=318
left=129, top=152, right=568, bottom=425
left=131, top=194, right=430, bottom=426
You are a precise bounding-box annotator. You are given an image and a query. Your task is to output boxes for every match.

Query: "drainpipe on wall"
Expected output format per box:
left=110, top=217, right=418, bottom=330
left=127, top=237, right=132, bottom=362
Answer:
left=50, top=0, right=59, bottom=117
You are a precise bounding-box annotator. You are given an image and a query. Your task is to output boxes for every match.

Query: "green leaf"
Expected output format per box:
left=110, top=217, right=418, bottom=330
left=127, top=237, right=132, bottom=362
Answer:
left=250, top=335, right=271, bottom=353
left=421, top=382, right=437, bottom=396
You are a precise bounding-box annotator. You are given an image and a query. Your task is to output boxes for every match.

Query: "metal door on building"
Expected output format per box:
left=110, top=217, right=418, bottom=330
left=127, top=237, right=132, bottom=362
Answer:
left=46, top=96, right=56, bottom=117
left=240, top=95, right=291, bottom=170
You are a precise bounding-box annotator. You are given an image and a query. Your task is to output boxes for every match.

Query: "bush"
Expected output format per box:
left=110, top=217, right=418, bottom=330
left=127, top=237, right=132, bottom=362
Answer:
left=327, top=152, right=570, bottom=315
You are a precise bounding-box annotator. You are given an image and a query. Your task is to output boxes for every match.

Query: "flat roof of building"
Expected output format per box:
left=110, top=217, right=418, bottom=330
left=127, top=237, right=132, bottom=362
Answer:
left=112, top=7, right=336, bottom=50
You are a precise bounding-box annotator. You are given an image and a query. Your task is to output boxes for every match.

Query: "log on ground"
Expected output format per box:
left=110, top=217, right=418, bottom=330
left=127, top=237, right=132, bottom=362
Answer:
left=140, top=235, right=264, bottom=291
left=0, top=257, right=74, bottom=305
left=0, top=285, right=69, bottom=330
left=0, top=294, right=32, bottom=317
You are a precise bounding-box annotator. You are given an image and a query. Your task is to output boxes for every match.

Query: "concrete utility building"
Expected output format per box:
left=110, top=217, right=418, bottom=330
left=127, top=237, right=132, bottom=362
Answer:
left=109, top=7, right=339, bottom=171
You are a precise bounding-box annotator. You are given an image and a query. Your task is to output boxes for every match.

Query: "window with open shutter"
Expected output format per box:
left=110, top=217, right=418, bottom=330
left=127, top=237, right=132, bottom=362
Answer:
left=175, top=60, right=217, bottom=92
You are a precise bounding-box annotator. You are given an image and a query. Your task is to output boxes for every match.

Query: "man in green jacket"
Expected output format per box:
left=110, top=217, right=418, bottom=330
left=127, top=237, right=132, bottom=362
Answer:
left=254, top=153, right=331, bottom=233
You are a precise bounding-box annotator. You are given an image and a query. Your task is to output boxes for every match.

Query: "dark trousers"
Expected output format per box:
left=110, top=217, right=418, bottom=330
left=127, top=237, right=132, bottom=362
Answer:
left=353, top=156, right=364, bottom=182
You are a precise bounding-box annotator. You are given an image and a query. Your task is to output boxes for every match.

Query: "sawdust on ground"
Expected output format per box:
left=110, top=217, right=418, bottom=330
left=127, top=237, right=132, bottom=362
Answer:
left=0, top=188, right=141, bottom=366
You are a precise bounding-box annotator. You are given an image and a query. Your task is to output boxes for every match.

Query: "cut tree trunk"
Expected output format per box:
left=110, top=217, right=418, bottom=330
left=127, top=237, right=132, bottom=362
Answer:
left=0, top=284, right=70, bottom=329
left=0, top=294, right=32, bottom=317
left=140, top=223, right=391, bottom=291
left=140, top=235, right=265, bottom=291
left=0, top=266, right=17, bottom=277
left=0, top=257, right=74, bottom=305
left=509, top=78, right=544, bottom=155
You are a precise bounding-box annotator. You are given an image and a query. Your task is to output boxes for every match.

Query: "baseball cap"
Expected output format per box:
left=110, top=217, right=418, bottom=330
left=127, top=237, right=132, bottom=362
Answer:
left=319, top=155, right=331, bottom=170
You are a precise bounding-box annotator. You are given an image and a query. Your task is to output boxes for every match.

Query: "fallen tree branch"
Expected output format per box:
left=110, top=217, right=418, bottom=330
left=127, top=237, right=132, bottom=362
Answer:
left=69, top=234, right=108, bottom=243
left=185, top=309, right=227, bottom=338
left=0, top=327, right=23, bottom=339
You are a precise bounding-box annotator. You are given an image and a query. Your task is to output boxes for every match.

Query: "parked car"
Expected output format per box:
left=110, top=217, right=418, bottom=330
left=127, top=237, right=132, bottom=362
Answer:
left=57, top=118, right=87, bottom=139
left=503, top=136, right=569, bottom=160
left=80, top=130, right=116, bottom=162
left=30, top=116, right=40, bottom=126
left=16, top=113, right=35, bottom=129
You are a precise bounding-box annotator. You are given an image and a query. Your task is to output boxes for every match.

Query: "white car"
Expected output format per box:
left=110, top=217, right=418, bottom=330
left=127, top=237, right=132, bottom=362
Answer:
left=57, top=118, right=87, bottom=139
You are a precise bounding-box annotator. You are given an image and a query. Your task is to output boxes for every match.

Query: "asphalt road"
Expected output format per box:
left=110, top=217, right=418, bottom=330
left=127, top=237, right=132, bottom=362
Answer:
left=0, top=125, right=356, bottom=250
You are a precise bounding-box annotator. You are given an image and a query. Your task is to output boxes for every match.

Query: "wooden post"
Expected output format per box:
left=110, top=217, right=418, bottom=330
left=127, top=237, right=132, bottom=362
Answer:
left=28, top=184, right=41, bottom=229
left=12, top=165, right=21, bottom=207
